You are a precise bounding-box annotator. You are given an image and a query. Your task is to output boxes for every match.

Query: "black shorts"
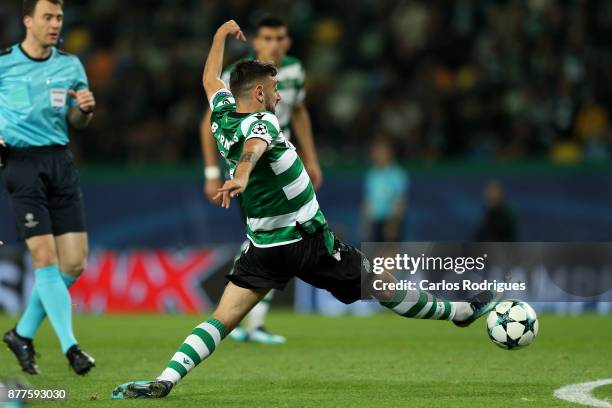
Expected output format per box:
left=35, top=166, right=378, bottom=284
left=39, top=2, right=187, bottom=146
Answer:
left=0, top=145, right=86, bottom=240
left=229, top=230, right=367, bottom=304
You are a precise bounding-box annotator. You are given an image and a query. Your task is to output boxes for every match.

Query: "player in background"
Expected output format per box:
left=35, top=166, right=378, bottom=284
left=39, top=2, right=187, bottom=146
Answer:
left=200, top=16, right=322, bottom=345
left=112, top=20, right=499, bottom=399
left=0, top=0, right=95, bottom=375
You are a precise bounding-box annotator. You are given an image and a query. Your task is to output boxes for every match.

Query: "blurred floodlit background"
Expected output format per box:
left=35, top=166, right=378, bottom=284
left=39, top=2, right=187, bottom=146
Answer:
left=0, top=0, right=611, bottom=314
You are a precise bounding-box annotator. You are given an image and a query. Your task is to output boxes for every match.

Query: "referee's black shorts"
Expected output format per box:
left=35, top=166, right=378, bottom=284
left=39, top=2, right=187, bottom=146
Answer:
left=1, top=145, right=86, bottom=240
left=229, top=229, right=368, bottom=304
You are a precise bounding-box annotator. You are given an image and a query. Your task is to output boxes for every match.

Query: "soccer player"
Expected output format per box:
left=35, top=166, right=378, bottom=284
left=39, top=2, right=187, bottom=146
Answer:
left=112, top=20, right=499, bottom=399
left=0, top=0, right=95, bottom=375
left=200, top=16, right=322, bottom=344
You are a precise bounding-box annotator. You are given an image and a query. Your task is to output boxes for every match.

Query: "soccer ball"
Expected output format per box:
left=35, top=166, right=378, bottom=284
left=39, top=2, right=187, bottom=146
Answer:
left=487, top=300, right=539, bottom=350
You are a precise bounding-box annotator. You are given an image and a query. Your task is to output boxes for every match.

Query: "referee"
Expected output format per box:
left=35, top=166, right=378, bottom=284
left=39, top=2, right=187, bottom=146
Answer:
left=1, top=0, right=95, bottom=375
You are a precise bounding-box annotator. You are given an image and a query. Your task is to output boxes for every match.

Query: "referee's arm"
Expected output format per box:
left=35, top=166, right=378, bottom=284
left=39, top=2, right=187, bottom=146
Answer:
left=67, top=89, right=95, bottom=129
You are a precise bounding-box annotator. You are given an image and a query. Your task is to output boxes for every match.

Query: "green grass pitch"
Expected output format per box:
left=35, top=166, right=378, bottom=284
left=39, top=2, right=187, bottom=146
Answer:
left=593, top=383, right=612, bottom=403
left=1, top=312, right=611, bottom=407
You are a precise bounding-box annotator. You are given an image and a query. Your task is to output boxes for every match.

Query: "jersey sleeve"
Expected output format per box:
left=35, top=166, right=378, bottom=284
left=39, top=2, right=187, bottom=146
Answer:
left=68, top=57, right=89, bottom=108
left=209, top=88, right=236, bottom=114
left=243, top=112, right=282, bottom=147
left=68, top=58, right=89, bottom=109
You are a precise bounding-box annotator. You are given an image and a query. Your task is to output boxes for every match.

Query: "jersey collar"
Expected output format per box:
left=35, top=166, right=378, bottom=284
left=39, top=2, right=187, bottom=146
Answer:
left=18, top=43, right=54, bottom=62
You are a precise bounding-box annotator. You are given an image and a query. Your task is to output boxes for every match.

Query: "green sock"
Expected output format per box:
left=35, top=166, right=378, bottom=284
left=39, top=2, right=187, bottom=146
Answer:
left=157, top=317, right=226, bottom=384
left=380, top=289, right=457, bottom=320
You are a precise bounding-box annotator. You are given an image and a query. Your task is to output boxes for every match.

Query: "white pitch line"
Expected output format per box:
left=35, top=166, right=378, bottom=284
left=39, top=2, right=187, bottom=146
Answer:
left=554, top=379, right=612, bottom=408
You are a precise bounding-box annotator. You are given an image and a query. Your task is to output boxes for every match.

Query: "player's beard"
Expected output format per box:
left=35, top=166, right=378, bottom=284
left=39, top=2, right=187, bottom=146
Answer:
left=265, top=97, right=276, bottom=113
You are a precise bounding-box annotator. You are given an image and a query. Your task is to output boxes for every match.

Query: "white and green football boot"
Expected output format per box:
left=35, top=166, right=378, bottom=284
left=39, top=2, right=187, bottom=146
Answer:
left=454, top=291, right=503, bottom=328
left=112, top=380, right=173, bottom=399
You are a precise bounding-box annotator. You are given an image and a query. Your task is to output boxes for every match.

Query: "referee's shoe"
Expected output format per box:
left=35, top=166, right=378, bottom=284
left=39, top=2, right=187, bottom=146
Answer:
left=3, top=328, right=40, bottom=375
left=66, top=344, right=95, bottom=375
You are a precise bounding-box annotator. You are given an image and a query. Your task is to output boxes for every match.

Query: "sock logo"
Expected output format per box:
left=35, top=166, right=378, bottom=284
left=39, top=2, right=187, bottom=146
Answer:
left=182, top=358, right=191, bottom=366
left=24, top=213, right=39, bottom=229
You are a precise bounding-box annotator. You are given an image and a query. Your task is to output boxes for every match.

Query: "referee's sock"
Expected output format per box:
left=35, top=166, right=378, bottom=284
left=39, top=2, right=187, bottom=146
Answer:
left=26, top=265, right=77, bottom=353
left=16, top=272, right=76, bottom=341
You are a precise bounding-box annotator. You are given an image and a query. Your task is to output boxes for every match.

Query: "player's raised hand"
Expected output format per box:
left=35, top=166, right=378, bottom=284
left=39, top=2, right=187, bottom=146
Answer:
left=68, top=89, right=96, bottom=114
left=217, top=20, right=246, bottom=42
left=213, top=178, right=248, bottom=209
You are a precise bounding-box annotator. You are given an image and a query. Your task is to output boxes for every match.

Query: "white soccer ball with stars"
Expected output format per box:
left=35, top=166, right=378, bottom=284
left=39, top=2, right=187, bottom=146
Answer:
left=487, top=300, right=539, bottom=350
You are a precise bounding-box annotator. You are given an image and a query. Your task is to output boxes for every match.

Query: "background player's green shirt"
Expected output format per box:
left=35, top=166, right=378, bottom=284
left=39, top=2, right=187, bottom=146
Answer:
left=0, top=44, right=89, bottom=147
left=209, top=88, right=332, bottom=252
left=221, top=55, right=305, bottom=140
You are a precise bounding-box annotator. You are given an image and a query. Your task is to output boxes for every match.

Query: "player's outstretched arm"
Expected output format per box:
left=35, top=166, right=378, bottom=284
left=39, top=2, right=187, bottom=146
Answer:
left=203, top=20, right=246, bottom=100
left=214, top=138, right=267, bottom=208
left=200, top=109, right=223, bottom=205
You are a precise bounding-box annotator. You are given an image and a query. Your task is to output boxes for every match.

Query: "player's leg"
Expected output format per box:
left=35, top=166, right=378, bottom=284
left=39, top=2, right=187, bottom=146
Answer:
left=246, top=289, right=286, bottom=344
left=228, top=239, right=284, bottom=344
left=372, top=265, right=499, bottom=324
left=158, top=282, right=268, bottom=383
left=227, top=240, right=250, bottom=342
left=298, top=235, right=496, bottom=325
left=112, top=282, right=268, bottom=399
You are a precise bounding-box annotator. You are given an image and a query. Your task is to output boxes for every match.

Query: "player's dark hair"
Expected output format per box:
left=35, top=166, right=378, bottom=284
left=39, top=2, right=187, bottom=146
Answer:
left=23, top=0, right=64, bottom=16
left=230, top=60, right=278, bottom=100
left=256, top=16, right=287, bottom=34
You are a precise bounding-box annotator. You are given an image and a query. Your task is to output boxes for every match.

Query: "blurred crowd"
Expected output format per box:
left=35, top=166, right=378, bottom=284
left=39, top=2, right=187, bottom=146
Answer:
left=1, top=0, right=611, bottom=165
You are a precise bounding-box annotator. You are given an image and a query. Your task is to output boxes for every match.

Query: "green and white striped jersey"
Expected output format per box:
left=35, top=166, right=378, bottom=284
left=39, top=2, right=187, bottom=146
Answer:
left=221, top=55, right=305, bottom=140
left=209, top=88, right=333, bottom=251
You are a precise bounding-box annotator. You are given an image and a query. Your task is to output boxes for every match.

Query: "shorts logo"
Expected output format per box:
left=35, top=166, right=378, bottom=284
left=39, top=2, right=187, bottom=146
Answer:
left=24, top=213, right=39, bottom=229
left=332, top=250, right=342, bottom=262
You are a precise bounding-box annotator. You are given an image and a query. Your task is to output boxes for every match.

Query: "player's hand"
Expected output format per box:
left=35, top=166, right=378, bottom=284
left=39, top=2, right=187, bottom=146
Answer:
left=305, top=161, right=323, bottom=191
left=68, top=89, right=96, bottom=114
left=213, top=178, right=248, bottom=209
left=0, top=135, right=5, bottom=146
left=217, top=20, right=246, bottom=42
left=205, top=178, right=223, bottom=205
